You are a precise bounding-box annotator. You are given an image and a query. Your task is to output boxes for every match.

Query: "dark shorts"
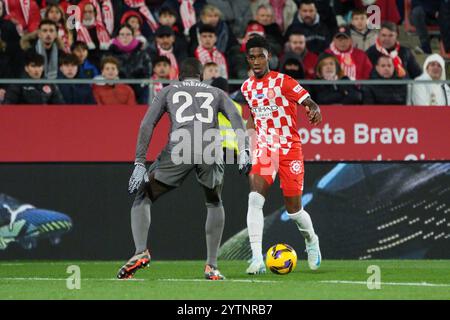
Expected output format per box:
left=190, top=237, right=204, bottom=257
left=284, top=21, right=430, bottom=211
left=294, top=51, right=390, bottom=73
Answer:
left=148, top=150, right=225, bottom=189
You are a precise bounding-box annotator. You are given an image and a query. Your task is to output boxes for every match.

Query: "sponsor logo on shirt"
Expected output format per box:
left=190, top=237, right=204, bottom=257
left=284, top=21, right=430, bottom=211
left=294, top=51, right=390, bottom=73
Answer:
left=255, top=93, right=265, bottom=99
left=293, top=85, right=302, bottom=93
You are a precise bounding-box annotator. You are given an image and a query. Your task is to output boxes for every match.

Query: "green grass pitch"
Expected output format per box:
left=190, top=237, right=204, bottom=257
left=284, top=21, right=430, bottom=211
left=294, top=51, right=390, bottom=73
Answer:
left=1, top=260, right=449, bottom=300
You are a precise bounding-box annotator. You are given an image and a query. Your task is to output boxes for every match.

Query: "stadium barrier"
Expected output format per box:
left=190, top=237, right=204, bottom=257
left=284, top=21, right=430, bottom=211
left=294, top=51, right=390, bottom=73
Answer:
left=0, top=105, right=449, bottom=162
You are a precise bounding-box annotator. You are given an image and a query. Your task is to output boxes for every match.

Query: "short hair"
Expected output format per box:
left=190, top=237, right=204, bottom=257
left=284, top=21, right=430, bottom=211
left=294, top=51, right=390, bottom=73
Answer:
left=199, top=24, right=216, bottom=35
left=100, top=56, right=120, bottom=70
left=39, top=19, right=58, bottom=30
left=245, top=35, right=270, bottom=54
left=159, top=7, right=177, bottom=17
left=116, top=24, right=135, bottom=36
left=25, top=52, right=45, bottom=66
left=153, top=55, right=171, bottom=66
left=376, top=55, right=393, bottom=65
left=380, top=21, right=398, bottom=33
left=60, top=53, right=81, bottom=66
left=289, top=31, right=306, bottom=39
left=72, top=41, right=88, bottom=51
left=179, top=58, right=203, bottom=80
left=299, top=0, right=316, bottom=8
left=200, top=4, right=222, bottom=19
left=204, top=62, right=218, bottom=68
left=351, top=8, right=368, bottom=18
left=256, top=4, right=273, bottom=15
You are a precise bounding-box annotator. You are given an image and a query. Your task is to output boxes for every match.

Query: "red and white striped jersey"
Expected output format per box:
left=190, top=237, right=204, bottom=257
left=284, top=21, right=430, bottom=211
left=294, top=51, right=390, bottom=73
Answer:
left=241, top=71, right=310, bottom=154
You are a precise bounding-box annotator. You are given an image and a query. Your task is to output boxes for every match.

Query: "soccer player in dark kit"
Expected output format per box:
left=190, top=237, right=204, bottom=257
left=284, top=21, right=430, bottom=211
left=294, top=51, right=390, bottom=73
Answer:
left=117, top=58, right=251, bottom=280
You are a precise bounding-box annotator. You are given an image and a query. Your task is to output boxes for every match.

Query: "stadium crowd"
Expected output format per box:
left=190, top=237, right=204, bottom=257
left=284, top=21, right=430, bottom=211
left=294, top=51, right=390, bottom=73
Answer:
left=0, top=0, right=449, bottom=106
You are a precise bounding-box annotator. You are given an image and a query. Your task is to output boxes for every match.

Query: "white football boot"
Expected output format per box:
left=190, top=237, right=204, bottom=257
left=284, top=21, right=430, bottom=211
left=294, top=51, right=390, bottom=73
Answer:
left=305, top=234, right=322, bottom=270
left=246, top=256, right=266, bottom=275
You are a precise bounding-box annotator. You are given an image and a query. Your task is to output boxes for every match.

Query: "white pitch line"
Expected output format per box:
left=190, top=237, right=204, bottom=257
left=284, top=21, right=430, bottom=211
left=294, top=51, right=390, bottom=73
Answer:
left=321, top=280, right=450, bottom=288
left=158, top=278, right=277, bottom=283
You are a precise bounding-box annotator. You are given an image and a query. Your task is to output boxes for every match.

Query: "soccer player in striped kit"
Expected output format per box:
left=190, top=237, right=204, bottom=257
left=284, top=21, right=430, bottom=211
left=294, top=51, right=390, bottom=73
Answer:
left=240, top=36, right=323, bottom=274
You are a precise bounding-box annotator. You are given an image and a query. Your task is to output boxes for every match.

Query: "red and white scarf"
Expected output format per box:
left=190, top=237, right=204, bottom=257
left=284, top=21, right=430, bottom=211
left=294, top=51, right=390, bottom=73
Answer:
left=4, top=0, right=30, bottom=25
left=375, top=38, right=406, bottom=78
left=330, top=42, right=356, bottom=80
left=269, top=0, right=285, bottom=31
left=58, top=27, right=71, bottom=53
left=99, top=0, right=114, bottom=36
left=158, top=46, right=179, bottom=80
left=124, top=0, right=159, bottom=33
left=195, top=46, right=228, bottom=79
left=151, top=74, right=164, bottom=96
left=77, top=23, right=110, bottom=50
left=77, top=0, right=111, bottom=49
left=179, top=0, right=196, bottom=35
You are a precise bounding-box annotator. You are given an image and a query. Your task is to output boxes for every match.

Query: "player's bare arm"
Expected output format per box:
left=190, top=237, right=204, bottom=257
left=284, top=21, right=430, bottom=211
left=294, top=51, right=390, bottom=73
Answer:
left=302, top=97, right=322, bottom=126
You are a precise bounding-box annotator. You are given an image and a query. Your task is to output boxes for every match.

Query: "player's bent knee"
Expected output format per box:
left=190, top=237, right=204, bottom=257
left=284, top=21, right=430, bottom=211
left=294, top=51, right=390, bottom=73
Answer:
left=249, top=191, right=265, bottom=209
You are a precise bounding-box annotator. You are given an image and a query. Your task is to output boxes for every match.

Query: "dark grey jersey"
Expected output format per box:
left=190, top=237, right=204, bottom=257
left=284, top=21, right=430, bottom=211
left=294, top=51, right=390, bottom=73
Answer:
left=135, top=79, right=245, bottom=164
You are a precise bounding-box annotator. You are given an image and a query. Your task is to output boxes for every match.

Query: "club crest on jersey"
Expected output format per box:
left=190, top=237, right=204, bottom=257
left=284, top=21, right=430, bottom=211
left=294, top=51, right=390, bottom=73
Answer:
left=289, top=160, right=303, bottom=175
left=267, top=89, right=275, bottom=99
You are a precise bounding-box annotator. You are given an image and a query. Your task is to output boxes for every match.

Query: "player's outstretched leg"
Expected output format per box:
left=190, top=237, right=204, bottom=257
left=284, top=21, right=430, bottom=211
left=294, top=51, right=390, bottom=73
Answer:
left=246, top=191, right=266, bottom=275
left=287, top=208, right=321, bottom=270
left=117, top=188, right=152, bottom=279
left=203, top=185, right=226, bottom=280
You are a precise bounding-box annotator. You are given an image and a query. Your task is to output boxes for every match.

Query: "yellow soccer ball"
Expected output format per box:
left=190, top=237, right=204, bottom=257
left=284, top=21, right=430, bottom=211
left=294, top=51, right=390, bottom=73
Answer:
left=266, top=243, right=297, bottom=275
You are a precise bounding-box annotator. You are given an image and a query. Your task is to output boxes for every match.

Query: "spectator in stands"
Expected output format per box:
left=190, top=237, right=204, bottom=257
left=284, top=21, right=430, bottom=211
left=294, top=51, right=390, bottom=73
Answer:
left=439, top=0, right=450, bottom=55
left=362, top=55, right=407, bottom=105
left=325, top=26, right=372, bottom=80
left=285, top=0, right=332, bottom=54
left=250, top=0, right=298, bottom=33
left=20, top=19, right=63, bottom=80
left=2, top=0, right=41, bottom=35
left=366, top=22, right=422, bottom=79
left=109, top=24, right=152, bottom=104
left=162, top=0, right=207, bottom=36
left=149, top=26, right=187, bottom=80
left=280, top=31, right=318, bottom=79
left=207, top=0, right=253, bottom=39
left=188, top=4, right=240, bottom=62
left=72, top=41, right=99, bottom=78
left=309, top=53, right=362, bottom=105
left=57, top=53, right=96, bottom=104
left=253, top=6, right=284, bottom=57
left=202, top=62, right=220, bottom=82
left=4, top=52, right=64, bottom=105
left=157, top=7, right=189, bottom=57
left=150, top=55, right=171, bottom=98
left=76, top=0, right=111, bottom=68
left=121, top=0, right=159, bottom=40
left=334, top=0, right=401, bottom=24
left=306, top=0, right=338, bottom=35
left=195, top=24, right=228, bottom=78
left=280, top=58, right=305, bottom=80
left=0, top=0, right=22, bottom=101
left=412, top=54, right=450, bottom=106
left=44, top=4, right=73, bottom=53
left=350, top=8, right=378, bottom=51
left=92, top=56, right=136, bottom=106
left=410, top=0, right=441, bottom=54
left=120, top=10, right=148, bottom=49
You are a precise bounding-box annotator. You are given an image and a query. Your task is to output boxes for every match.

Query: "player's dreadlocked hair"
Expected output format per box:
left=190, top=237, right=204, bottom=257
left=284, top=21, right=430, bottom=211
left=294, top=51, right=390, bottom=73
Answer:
left=246, top=35, right=270, bottom=54
left=179, top=58, right=203, bottom=80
